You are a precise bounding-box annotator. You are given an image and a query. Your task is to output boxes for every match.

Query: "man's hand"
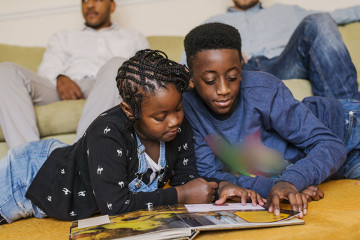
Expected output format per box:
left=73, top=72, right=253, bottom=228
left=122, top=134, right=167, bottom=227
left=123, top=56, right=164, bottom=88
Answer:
left=56, top=75, right=84, bottom=100
left=301, top=185, right=324, bottom=202
left=215, top=181, right=265, bottom=206
left=266, top=181, right=307, bottom=218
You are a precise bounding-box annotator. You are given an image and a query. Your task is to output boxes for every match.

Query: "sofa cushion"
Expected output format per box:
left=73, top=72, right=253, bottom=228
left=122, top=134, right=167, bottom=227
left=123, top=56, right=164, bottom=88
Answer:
left=0, top=100, right=85, bottom=142
left=338, top=22, right=360, bottom=91
left=147, top=36, right=184, bottom=62
left=0, top=43, right=45, bottom=72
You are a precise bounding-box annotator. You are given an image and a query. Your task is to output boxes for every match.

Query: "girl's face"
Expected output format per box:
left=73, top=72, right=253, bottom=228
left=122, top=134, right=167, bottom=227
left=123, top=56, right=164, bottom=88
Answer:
left=134, top=83, right=184, bottom=143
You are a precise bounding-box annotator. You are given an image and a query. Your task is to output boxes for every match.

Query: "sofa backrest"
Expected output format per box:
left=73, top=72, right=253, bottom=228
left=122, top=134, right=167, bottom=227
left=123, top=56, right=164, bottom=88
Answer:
left=1, top=22, right=359, bottom=80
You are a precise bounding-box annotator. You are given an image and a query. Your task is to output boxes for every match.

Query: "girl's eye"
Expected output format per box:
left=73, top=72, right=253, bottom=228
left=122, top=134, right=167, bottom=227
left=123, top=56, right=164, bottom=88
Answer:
left=204, top=79, right=216, bottom=85
left=228, top=77, right=238, bottom=81
left=154, top=115, right=166, bottom=122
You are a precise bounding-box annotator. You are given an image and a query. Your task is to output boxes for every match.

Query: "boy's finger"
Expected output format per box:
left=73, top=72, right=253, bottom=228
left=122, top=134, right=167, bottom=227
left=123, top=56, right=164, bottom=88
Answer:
left=268, top=195, right=280, bottom=216
left=302, top=194, right=308, bottom=216
left=241, top=190, right=248, bottom=205
left=249, top=191, right=257, bottom=206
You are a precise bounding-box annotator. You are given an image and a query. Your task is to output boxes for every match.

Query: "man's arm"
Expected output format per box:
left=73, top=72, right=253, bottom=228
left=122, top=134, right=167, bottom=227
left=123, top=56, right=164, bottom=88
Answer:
left=37, top=32, right=68, bottom=86
left=330, top=5, right=360, bottom=25
left=56, top=75, right=84, bottom=100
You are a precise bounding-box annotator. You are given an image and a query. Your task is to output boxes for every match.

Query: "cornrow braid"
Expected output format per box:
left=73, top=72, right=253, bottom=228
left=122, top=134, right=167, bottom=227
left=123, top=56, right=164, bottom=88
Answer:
left=116, top=49, right=190, bottom=120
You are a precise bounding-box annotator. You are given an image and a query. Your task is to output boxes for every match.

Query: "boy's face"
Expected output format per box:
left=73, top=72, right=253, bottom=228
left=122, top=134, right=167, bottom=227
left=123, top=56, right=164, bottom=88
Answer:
left=135, top=83, right=184, bottom=143
left=191, top=49, right=243, bottom=119
left=82, top=0, right=115, bottom=30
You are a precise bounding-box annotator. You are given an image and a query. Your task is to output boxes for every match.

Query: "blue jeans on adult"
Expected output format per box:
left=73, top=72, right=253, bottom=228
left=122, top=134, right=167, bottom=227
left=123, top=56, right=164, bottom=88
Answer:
left=0, top=139, right=68, bottom=223
left=340, top=99, right=360, bottom=179
left=244, top=13, right=359, bottom=99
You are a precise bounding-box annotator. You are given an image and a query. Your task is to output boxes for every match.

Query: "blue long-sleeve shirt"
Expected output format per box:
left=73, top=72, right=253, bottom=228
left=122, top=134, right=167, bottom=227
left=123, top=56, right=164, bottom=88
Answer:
left=182, top=70, right=347, bottom=197
left=180, top=3, right=360, bottom=64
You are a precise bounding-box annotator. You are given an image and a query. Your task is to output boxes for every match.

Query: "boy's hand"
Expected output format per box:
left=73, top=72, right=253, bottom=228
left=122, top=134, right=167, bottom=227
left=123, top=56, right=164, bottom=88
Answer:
left=56, top=75, right=84, bottom=100
left=266, top=181, right=307, bottom=218
left=215, top=181, right=265, bottom=206
left=175, top=178, right=218, bottom=204
left=301, top=185, right=324, bottom=201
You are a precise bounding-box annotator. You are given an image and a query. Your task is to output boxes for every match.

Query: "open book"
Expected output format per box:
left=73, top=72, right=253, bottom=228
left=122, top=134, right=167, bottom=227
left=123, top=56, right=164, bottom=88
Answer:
left=69, top=203, right=304, bottom=240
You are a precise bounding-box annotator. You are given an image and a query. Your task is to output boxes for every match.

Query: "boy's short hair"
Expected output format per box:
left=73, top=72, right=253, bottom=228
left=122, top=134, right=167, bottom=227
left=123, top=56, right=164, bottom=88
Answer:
left=184, top=22, right=242, bottom=70
left=116, top=49, right=190, bottom=120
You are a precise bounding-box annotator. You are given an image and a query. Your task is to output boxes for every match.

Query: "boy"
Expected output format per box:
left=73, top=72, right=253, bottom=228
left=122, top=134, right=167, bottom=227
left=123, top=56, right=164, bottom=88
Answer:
left=182, top=22, right=360, bottom=217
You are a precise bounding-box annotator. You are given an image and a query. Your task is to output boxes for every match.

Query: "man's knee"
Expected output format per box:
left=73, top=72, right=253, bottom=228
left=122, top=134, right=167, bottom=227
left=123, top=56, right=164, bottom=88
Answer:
left=0, top=62, right=23, bottom=85
left=0, top=62, right=20, bottom=74
left=104, top=57, right=127, bottom=71
left=302, top=13, right=337, bottom=31
left=300, top=13, right=340, bottom=41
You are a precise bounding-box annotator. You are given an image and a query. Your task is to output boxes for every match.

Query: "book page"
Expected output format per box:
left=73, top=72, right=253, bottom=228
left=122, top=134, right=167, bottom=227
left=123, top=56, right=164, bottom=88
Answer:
left=185, top=203, right=264, bottom=212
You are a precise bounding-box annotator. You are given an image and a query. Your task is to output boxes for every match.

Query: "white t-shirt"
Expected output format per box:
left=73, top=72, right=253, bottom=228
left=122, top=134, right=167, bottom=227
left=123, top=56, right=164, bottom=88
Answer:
left=145, top=152, right=163, bottom=184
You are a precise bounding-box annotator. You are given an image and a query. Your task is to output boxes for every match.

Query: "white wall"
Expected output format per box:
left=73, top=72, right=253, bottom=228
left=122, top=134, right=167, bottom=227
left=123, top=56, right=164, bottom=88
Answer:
left=0, top=0, right=359, bottom=46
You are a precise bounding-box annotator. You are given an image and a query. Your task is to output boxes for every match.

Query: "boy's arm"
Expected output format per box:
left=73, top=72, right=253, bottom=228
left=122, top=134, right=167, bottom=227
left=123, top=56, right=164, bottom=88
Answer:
left=268, top=82, right=347, bottom=192
left=192, top=128, right=277, bottom=198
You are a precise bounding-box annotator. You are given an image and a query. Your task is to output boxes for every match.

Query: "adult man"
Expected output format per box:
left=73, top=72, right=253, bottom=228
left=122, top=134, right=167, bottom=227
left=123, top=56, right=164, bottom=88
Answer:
left=0, top=0, right=149, bottom=148
left=181, top=0, right=360, bottom=99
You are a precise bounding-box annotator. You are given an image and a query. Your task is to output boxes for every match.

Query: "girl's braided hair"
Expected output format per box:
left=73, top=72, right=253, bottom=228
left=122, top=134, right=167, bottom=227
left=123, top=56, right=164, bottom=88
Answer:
left=116, top=49, right=190, bottom=120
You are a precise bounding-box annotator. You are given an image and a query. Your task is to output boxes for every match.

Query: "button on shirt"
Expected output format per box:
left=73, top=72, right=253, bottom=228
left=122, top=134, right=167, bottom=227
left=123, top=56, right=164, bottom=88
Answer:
left=38, top=24, right=149, bottom=85
left=204, top=3, right=360, bottom=59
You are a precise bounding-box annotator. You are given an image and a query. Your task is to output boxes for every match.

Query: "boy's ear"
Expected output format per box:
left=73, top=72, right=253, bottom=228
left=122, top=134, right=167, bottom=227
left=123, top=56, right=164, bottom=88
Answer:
left=189, top=77, right=195, bottom=89
left=120, top=101, right=134, bottom=119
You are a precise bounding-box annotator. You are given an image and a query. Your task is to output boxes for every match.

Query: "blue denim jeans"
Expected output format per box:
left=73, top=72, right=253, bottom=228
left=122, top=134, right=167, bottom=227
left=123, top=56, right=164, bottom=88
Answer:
left=340, top=99, right=360, bottom=179
left=128, top=134, right=166, bottom=193
left=243, top=13, right=359, bottom=99
left=0, top=139, right=68, bottom=223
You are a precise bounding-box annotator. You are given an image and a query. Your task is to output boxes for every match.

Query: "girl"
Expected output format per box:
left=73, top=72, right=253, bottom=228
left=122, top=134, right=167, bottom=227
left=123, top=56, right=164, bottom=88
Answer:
left=0, top=49, right=262, bottom=224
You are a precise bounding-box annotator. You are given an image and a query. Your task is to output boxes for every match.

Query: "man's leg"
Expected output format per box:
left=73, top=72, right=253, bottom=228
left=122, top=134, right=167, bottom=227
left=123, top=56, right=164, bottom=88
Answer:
left=0, top=63, right=59, bottom=148
left=75, top=57, right=126, bottom=141
left=256, top=13, right=359, bottom=99
left=339, top=99, right=360, bottom=179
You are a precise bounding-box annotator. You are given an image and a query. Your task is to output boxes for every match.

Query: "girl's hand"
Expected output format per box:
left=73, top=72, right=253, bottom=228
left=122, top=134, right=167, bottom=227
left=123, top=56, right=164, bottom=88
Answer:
left=215, top=181, right=265, bottom=206
left=301, top=185, right=324, bottom=201
left=176, top=178, right=218, bottom=204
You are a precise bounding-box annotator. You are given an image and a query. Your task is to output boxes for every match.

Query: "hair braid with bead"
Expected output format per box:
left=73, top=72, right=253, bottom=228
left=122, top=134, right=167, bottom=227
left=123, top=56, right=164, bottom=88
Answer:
left=116, top=49, right=190, bottom=120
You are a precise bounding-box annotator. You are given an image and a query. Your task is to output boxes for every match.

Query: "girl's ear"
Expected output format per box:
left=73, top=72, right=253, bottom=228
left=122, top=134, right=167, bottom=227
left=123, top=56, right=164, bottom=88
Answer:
left=120, top=102, right=134, bottom=119
left=189, top=77, right=195, bottom=89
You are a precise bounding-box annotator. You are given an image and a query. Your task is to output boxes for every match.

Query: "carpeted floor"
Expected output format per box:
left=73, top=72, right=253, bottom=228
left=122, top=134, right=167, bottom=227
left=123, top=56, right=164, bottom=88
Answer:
left=1, top=179, right=359, bottom=240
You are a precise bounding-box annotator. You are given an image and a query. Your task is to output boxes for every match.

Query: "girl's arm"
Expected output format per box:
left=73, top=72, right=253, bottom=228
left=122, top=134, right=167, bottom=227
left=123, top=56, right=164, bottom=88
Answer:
left=86, top=121, right=178, bottom=215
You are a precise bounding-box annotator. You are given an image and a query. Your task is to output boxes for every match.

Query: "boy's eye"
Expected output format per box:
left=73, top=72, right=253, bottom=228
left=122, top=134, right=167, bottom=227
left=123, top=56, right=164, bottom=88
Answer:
left=228, top=77, right=238, bottom=81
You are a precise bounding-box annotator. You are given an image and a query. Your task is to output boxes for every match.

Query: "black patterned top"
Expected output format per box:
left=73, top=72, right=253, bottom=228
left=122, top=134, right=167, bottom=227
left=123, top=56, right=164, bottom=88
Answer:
left=26, top=105, right=201, bottom=221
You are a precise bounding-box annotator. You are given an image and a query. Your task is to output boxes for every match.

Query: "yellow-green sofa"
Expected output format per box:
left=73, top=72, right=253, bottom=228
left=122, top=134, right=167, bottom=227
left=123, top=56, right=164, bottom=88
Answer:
left=0, top=23, right=360, bottom=240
